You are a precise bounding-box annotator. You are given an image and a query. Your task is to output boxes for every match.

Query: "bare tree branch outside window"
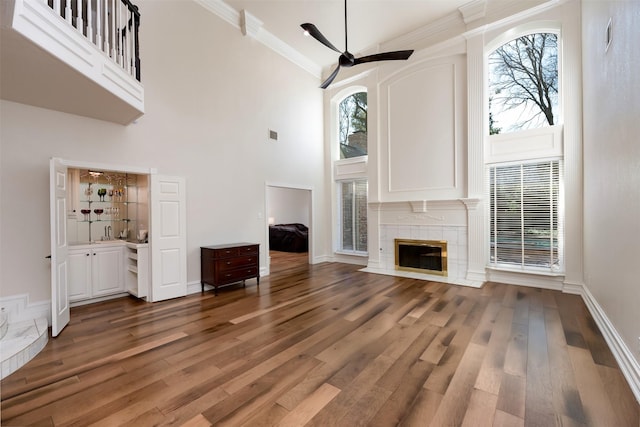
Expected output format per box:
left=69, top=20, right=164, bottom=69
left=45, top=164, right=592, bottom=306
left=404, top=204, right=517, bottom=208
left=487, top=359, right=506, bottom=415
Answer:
left=338, top=92, right=367, bottom=158
left=489, top=33, right=558, bottom=134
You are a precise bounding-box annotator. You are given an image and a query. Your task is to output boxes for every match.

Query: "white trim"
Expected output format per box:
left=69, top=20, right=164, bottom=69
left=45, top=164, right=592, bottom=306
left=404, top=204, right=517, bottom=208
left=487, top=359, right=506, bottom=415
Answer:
left=579, top=285, right=640, bottom=404
left=193, top=0, right=321, bottom=79
left=486, top=268, right=565, bottom=290
left=56, top=157, right=156, bottom=175
left=0, top=294, right=51, bottom=326
left=193, top=0, right=239, bottom=29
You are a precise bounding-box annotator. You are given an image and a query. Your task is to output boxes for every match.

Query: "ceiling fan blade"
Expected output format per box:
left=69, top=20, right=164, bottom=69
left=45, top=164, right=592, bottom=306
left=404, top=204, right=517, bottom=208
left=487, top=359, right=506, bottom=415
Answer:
left=353, top=50, right=414, bottom=65
left=320, top=64, right=341, bottom=89
left=301, top=23, right=341, bottom=53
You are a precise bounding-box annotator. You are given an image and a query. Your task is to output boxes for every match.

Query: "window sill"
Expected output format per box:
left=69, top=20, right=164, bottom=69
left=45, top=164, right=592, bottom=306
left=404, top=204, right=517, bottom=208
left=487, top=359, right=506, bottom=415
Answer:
left=487, top=265, right=565, bottom=277
left=335, top=250, right=368, bottom=258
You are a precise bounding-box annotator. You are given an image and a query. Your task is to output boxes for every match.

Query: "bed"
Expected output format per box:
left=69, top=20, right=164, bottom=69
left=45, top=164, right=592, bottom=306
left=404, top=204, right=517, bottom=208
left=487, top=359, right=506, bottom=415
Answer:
left=269, top=223, right=308, bottom=252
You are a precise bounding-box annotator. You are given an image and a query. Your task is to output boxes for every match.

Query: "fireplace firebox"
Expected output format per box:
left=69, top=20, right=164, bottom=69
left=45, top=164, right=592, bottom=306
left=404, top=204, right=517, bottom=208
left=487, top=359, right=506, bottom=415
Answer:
left=395, top=239, right=448, bottom=276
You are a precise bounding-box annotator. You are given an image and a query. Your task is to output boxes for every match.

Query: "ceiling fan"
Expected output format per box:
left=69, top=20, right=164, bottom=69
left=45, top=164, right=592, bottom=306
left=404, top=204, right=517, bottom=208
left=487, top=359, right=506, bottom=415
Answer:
left=301, top=0, right=414, bottom=89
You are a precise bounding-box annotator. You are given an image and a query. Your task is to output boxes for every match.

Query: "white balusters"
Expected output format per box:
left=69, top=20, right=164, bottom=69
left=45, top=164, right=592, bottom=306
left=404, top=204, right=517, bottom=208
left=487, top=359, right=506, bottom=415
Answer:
left=44, top=0, right=140, bottom=81
left=87, top=0, right=94, bottom=43
left=110, top=0, right=116, bottom=60
left=64, top=0, right=72, bottom=23
left=53, top=0, right=61, bottom=17
left=130, top=7, right=137, bottom=79
left=95, top=0, right=102, bottom=48
left=77, top=0, right=84, bottom=36
left=118, top=0, right=124, bottom=66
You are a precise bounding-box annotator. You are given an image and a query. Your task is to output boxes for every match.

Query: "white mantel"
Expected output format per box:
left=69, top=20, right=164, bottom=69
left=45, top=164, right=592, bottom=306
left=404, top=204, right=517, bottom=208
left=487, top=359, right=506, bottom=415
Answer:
left=362, top=198, right=485, bottom=288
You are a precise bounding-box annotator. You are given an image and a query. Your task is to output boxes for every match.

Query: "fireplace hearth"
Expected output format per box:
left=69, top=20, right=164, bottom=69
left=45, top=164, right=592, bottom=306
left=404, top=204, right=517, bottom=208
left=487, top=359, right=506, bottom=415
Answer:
left=395, top=239, right=447, bottom=276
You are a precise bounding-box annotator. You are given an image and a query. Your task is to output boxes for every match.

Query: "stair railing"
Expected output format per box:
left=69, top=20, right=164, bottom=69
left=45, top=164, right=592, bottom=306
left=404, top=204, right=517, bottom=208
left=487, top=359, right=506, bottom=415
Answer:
left=47, top=0, right=141, bottom=81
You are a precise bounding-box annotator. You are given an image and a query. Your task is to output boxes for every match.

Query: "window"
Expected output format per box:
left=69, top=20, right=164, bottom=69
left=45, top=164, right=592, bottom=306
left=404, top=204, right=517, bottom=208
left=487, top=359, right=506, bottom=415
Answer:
left=338, top=92, right=367, bottom=158
left=488, top=33, right=558, bottom=134
left=489, top=160, right=563, bottom=272
left=339, top=180, right=368, bottom=253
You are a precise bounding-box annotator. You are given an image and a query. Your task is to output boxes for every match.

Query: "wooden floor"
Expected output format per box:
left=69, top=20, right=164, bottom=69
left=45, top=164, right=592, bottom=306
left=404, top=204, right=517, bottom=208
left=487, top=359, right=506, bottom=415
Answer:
left=1, top=252, right=638, bottom=426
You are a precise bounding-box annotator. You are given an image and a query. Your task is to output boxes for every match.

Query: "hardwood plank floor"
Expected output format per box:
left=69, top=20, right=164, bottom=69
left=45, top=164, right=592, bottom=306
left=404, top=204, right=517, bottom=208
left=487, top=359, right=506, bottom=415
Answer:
left=1, top=251, right=638, bottom=426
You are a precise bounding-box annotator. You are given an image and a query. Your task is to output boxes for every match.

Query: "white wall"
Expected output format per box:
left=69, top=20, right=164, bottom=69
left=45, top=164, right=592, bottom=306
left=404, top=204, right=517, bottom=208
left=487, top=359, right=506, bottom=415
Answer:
left=582, top=0, right=640, bottom=364
left=0, top=0, right=326, bottom=302
left=267, top=186, right=310, bottom=226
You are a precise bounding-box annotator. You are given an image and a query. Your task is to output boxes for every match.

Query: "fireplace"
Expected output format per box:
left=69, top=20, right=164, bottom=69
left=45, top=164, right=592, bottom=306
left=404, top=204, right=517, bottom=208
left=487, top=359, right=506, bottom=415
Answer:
left=395, top=239, right=448, bottom=276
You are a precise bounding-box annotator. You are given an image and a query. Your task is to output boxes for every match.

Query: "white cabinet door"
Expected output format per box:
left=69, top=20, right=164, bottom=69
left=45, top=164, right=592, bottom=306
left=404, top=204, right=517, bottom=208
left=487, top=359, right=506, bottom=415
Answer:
left=92, top=247, right=125, bottom=297
left=68, top=249, right=92, bottom=301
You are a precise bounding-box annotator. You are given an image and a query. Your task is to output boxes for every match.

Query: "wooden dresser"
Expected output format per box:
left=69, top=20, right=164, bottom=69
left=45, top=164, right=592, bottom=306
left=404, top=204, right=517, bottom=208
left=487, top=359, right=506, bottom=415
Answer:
left=201, top=243, right=259, bottom=294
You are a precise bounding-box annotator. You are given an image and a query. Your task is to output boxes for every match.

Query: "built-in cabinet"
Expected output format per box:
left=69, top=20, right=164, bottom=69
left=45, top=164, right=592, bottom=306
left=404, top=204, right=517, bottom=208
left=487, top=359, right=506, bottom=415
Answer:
left=68, top=244, right=125, bottom=302
left=65, top=168, right=150, bottom=305
left=126, top=243, right=149, bottom=298
left=69, top=171, right=148, bottom=245
left=68, top=241, right=149, bottom=303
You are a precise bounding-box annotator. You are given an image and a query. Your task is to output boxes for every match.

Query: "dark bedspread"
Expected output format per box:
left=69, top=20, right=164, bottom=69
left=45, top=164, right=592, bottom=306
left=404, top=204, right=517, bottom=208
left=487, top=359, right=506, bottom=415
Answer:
left=269, top=223, right=308, bottom=252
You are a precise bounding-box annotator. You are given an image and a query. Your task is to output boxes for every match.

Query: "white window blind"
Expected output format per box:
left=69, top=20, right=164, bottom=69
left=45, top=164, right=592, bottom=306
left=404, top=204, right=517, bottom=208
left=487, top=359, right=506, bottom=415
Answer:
left=339, top=180, right=368, bottom=253
left=489, top=160, right=563, bottom=272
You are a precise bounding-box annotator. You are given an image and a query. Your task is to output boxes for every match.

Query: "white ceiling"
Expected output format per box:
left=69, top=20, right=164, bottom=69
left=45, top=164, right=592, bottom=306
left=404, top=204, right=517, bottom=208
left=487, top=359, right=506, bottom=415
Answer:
left=223, top=0, right=472, bottom=71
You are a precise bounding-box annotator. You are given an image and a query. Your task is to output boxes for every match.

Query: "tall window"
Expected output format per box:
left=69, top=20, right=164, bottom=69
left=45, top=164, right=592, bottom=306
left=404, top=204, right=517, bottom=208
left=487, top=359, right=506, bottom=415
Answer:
left=339, top=180, right=368, bottom=253
left=488, top=33, right=558, bottom=134
left=338, top=92, right=367, bottom=158
left=489, top=160, right=563, bottom=271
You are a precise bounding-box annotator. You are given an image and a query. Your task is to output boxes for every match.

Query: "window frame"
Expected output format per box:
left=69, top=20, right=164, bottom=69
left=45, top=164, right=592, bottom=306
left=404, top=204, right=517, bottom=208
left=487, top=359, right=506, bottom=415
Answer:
left=487, top=158, right=564, bottom=274
left=485, top=23, right=563, bottom=164
left=484, top=23, right=565, bottom=276
left=336, top=178, right=368, bottom=256
left=331, top=86, right=369, bottom=257
left=487, top=32, right=560, bottom=135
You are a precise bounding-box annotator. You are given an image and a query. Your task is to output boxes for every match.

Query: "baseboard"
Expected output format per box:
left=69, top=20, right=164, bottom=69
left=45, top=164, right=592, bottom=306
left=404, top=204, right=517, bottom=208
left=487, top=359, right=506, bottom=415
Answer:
left=561, top=280, right=583, bottom=295
left=486, top=268, right=564, bottom=290
left=579, top=284, right=640, bottom=403
left=0, top=294, right=51, bottom=326
left=312, top=255, right=332, bottom=264
left=188, top=280, right=206, bottom=295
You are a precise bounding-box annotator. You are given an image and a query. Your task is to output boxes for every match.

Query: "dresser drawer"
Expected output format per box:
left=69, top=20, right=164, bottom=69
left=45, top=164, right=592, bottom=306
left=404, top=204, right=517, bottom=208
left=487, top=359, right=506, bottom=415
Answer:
left=217, top=266, right=259, bottom=285
left=237, top=245, right=259, bottom=256
left=215, top=256, right=258, bottom=272
left=211, top=247, right=239, bottom=258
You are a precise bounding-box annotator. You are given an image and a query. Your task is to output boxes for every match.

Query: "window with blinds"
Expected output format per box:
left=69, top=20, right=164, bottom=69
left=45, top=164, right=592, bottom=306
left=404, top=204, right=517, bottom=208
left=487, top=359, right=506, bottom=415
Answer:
left=489, top=160, right=563, bottom=272
left=339, top=179, right=368, bottom=253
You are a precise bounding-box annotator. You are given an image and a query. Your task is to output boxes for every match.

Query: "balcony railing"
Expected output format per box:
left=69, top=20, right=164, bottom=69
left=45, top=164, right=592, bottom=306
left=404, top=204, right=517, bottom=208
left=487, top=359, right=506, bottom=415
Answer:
left=46, top=0, right=141, bottom=81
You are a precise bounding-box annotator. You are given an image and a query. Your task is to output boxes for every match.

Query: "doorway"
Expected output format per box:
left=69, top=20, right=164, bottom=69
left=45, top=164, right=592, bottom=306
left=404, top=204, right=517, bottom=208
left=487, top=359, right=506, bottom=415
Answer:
left=265, top=185, right=312, bottom=273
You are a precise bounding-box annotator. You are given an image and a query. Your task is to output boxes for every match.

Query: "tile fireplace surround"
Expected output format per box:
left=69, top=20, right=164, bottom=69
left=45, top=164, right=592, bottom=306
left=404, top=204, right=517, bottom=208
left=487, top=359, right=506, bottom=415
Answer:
left=361, top=199, right=485, bottom=288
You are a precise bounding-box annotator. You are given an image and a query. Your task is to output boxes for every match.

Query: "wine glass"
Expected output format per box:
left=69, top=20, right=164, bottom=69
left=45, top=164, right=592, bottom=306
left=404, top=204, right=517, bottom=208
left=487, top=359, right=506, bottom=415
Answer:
left=81, top=209, right=91, bottom=221
left=94, top=209, right=104, bottom=220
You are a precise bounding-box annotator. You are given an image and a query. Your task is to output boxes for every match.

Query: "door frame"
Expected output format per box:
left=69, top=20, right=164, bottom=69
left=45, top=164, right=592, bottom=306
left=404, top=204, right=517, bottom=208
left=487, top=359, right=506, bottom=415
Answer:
left=264, top=183, right=314, bottom=274
left=50, top=157, right=155, bottom=335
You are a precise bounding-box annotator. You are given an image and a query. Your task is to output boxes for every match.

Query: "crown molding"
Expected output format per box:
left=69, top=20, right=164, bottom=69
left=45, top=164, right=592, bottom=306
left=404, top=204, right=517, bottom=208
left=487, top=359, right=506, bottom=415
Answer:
left=240, top=9, right=263, bottom=37
left=193, top=0, right=240, bottom=29
left=194, top=0, right=321, bottom=79
left=458, top=0, right=487, bottom=24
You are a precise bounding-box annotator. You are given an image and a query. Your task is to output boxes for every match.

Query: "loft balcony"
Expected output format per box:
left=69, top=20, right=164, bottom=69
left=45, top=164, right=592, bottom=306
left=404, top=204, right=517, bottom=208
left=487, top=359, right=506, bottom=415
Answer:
left=0, top=0, right=144, bottom=125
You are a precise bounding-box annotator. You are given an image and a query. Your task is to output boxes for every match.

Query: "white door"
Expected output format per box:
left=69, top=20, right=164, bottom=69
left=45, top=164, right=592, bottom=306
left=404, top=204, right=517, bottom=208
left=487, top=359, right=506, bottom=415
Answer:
left=150, top=175, right=187, bottom=302
left=50, top=158, right=70, bottom=336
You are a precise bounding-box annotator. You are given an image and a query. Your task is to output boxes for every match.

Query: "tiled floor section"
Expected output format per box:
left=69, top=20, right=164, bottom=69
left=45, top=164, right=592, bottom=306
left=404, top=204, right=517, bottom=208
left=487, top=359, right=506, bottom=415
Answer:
left=0, top=318, right=48, bottom=379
